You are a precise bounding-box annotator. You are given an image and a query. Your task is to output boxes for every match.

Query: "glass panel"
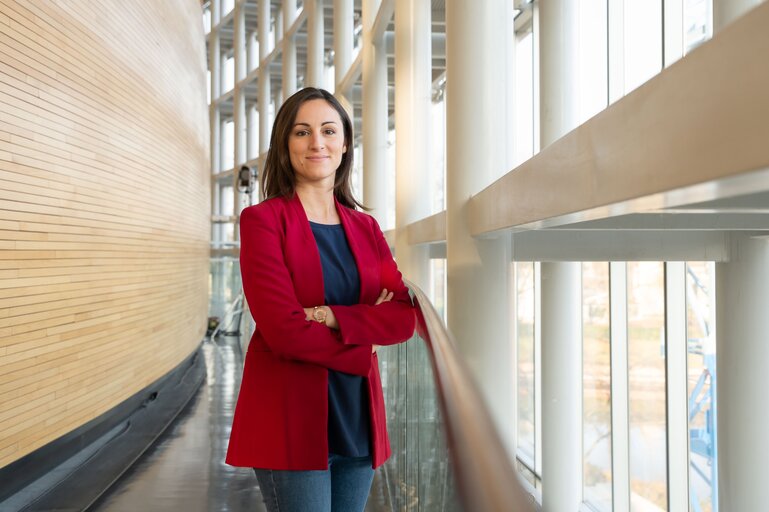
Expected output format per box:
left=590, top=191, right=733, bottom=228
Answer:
left=627, top=262, right=667, bottom=511
left=583, top=262, right=612, bottom=511
left=429, top=259, right=447, bottom=322
left=684, top=0, right=713, bottom=53
left=220, top=185, right=234, bottom=217
left=222, top=119, right=234, bottom=171
left=208, top=257, right=242, bottom=328
left=223, top=55, right=235, bottom=93
left=686, top=262, right=717, bottom=512
left=516, top=262, right=536, bottom=464
left=221, top=0, right=234, bottom=17
left=623, top=0, right=663, bottom=94
left=431, top=98, right=446, bottom=214
left=578, top=0, right=609, bottom=123
left=514, top=29, right=534, bottom=166
left=202, top=4, right=211, bottom=34
left=375, top=328, right=461, bottom=511
left=386, top=129, right=396, bottom=230
left=351, top=143, right=363, bottom=203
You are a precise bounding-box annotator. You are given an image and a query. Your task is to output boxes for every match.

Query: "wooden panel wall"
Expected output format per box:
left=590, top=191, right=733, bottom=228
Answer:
left=0, top=0, right=210, bottom=468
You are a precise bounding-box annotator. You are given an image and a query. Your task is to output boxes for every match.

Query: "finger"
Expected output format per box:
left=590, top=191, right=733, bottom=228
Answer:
left=374, top=288, right=388, bottom=305
left=386, top=292, right=394, bottom=301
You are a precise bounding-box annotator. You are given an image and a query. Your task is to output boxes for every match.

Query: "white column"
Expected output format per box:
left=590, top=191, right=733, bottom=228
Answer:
left=540, top=261, right=581, bottom=512
left=246, top=104, right=257, bottom=161
left=362, top=0, right=387, bottom=224
left=333, top=0, right=353, bottom=90
left=714, top=0, right=763, bottom=32
left=306, top=0, right=325, bottom=88
left=282, top=0, right=297, bottom=98
left=210, top=25, right=222, bottom=174
left=716, top=234, right=769, bottom=511
left=258, top=0, right=272, bottom=154
left=538, top=1, right=582, bottom=511
left=445, top=0, right=516, bottom=460
left=234, top=2, right=247, bottom=166
left=211, top=0, right=221, bottom=27
left=393, top=0, right=430, bottom=289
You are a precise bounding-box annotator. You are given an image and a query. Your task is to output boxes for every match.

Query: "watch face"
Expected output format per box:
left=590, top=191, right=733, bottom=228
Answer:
left=313, top=308, right=326, bottom=323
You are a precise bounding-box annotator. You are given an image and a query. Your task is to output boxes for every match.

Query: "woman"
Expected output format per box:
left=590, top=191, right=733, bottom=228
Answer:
left=225, top=87, right=416, bottom=511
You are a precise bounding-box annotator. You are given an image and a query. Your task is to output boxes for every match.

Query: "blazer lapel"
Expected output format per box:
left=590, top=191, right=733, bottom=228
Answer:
left=287, top=194, right=325, bottom=306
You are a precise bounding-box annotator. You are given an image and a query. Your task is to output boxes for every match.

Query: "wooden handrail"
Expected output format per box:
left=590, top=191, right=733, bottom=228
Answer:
left=405, top=279, right=536, bottom=511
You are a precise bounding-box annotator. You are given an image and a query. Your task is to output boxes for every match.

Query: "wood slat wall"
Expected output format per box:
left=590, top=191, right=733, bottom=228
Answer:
left=0, top=0, right=210, bottom=468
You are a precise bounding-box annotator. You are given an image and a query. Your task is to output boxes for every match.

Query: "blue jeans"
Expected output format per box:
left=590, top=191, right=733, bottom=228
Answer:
left=253, top=454, right=375, bottom=512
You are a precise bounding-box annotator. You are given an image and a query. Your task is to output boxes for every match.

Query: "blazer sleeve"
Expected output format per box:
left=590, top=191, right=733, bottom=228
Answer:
left=239, top=205, right=372, bottom=376
left=329, top=216, right=416, bottom=346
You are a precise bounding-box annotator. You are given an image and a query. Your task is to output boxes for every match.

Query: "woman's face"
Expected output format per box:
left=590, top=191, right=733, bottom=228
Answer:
left=288, top=99, right=347, bottom=188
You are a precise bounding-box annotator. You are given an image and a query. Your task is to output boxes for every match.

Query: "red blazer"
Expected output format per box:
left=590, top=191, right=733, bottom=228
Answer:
left=225, top=194, right=416, bottom=470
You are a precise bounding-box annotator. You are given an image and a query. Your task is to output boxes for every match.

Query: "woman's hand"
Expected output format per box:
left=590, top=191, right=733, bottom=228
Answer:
left=303, top=288, right=392, bottom=332
left=375, top=288, right=393, bottom=305
left=372, top=344, right=381, bottom=354
left=303, top=306, right=338, bottom=329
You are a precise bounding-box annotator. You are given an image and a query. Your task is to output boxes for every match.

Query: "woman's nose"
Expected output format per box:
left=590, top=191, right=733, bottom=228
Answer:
left=309, top=131, right=325, bottom=149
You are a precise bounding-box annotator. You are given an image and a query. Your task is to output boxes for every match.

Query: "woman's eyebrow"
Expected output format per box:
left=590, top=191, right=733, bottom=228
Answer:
left=292, top=121, right=338, bottom=127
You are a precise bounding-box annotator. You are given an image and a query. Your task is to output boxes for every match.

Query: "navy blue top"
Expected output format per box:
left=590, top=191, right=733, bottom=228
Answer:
left=309, top=221, right=370, bottom=457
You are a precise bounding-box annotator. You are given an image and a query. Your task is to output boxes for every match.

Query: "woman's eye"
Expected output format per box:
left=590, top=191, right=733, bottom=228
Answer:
left=324, top=129, right=336, bottom=135
left=295, top=130, right=309, bottom=136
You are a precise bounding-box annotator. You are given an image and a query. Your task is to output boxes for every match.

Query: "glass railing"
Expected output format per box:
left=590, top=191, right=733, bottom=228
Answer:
left=369, top=281, right=535, bottom=512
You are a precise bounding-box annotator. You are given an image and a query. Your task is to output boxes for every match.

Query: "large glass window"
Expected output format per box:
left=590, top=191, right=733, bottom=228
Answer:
left=429, top=258, right=447, bottom=322
left=514, top=28, right=534, bottom=166
left=222, top=119, right=234, bottom=171
left=351, top=143, right=363, bottom=203
left=221, top=0, right=234, bottom=17
left=686, top=262, right=717, bottom=512
left=430, top=96, right=446, bottom=214
left=622, top=0, right=663, bottom=94
left=578, top=0, right=609, bottom=122
left=583, top=262, right=612, bottom=511
left=202, top=2, right=212, bottom=34
left=516, top=262, right=536, bottom=467
left=627, top=262, right=667, bottom=511
left=684, top=0, right=712, bottom=53
left=223, top=53, right=235, bottom=92
left=386, top=128, right=396, bottom=230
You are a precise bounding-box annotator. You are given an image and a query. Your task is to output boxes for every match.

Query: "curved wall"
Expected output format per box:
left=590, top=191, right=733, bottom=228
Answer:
left=0, top=0, right=210, bottom=467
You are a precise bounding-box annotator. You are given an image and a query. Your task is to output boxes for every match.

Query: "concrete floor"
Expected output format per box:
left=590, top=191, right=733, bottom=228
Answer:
left=92, top=337, right=266, bottom=512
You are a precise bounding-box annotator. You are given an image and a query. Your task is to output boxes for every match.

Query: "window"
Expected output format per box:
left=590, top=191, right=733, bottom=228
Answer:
left=385, top=128, right=396, bottom=230
left=516, top=261, right=536, bottom=468
left=583, top=262, right=612, bottom=511
left=627, top=262, right=667, bottom=511
left=429, top=258, right=447, bottom=322
left=430, top=96, right=446, bottom=214
left=684, top=0, right=712, bottom=53
left=222, top=119, right=234, bottom=171
left=223, top=53, right=235, bottom=92
left=686, top=262, right=717, bottom=512
left=608, top=1, right=657, bottom=102
left=514, top=28, right=534, bottom=166
left=578, top=0, right=608, bottom=122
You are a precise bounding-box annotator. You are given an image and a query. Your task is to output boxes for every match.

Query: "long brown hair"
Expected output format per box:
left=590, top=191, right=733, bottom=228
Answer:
left=261, top=87, right=366, bottom=211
